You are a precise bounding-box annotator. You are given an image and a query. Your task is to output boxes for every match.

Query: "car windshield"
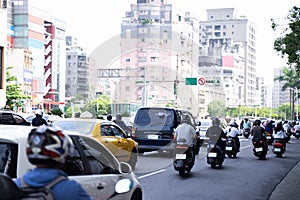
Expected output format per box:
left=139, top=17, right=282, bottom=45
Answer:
left=134, top=109, right=174, bottom=126
left=54, top=121, right=95, bottom=135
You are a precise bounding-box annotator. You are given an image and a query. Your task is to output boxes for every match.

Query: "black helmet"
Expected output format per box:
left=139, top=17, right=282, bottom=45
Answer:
left=253, top=119, right=261, bottom=126
left=107, top=114, right=112, bottom=121
left=26, top=125, right=73, bottom=166
left=230, top=121, right=238, bottom=128
left=212, top=118, right=220, bottom=126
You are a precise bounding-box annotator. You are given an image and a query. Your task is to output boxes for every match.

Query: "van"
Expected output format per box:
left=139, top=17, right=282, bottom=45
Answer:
left=132, top=107, right=199, bottom=154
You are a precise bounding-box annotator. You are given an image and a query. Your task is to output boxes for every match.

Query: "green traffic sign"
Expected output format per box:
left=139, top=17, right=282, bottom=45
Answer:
left=185, top=78, right=197, bottom=85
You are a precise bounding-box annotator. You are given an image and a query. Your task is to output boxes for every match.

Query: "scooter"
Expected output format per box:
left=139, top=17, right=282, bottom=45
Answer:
left=206, top=138, right=226, bottom=169
left=242, top=128, right=250, bottom=138
left=273, top=138, right=285, bottom=157
left=225, top=137, right=238, bottom=158
left=294, top=130, right=300, bottom=139
left=173, top=138, right=195, bottom=177
left=252, top=138, right=268, bottom=160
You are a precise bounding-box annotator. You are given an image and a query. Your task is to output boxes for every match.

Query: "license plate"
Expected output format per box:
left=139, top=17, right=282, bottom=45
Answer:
left=266, top=136, right=271, bottom=139
left=208, top=144, right=215, bottom=148
left=176, top=154, right=186, bottom=159
left=255, top=147, right=263, bottom=152
left=208, top=152, right=217, bottom=157
left=226, top=146, right=233, bottom=151
left=296, top=133, right=299, bottom=135
left=274, top=148, right=281, bottom=152
left=148, top=135, right=158, bottom=139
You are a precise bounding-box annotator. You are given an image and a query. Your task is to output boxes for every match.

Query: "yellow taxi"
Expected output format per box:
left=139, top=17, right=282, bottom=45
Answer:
left=53, top=118, right=138, bottom=169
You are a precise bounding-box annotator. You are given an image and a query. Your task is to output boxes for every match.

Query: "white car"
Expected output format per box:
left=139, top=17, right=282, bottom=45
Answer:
left=0, top=125, right=142, bottom=200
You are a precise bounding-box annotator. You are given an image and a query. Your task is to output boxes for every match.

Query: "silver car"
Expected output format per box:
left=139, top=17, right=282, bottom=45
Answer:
left=0, top=125, right=142, bottom=200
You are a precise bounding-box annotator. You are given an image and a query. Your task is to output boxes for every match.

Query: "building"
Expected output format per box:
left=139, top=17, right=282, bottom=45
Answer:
left=0, top=1, right=7, bottom=108
left=65, top=38, right=89, bottom=100
left=5, top=0, right=67, bottom=112
left=273, top=67, right=290, bottom=108
left=117, top=0, right=200, bottom=116
left=199, top=8, right=257, bottom=107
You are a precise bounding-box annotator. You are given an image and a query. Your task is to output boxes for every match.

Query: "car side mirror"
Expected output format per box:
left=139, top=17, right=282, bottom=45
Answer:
left=118, top=162, right=132, bottom=174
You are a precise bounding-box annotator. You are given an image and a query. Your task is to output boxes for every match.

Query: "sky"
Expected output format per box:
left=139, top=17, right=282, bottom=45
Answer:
left=31, top=0, right=300, bottom=84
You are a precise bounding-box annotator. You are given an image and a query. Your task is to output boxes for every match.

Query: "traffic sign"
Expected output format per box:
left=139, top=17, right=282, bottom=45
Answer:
left=198, top=77, right=206, bottom=85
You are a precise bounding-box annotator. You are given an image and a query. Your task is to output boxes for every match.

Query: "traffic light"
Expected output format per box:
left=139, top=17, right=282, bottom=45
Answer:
left=174, top=81, right=178, bottom=95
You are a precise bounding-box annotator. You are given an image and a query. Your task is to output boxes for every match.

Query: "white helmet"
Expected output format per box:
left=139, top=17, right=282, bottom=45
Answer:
left=36, top=110, right=43, bottom=116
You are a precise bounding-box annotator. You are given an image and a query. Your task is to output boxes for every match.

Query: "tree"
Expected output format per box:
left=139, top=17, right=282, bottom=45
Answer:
left=207, top=100, right=226, bottom=118
left=5, top=67, right=29, bottom=110
left=272, top=6, right=300, bottom=73
left=274, top=67, right=300, bottom=120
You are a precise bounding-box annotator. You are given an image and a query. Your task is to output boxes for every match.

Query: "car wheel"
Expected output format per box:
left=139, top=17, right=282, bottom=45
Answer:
left=129, top=150, right=138, bottom=170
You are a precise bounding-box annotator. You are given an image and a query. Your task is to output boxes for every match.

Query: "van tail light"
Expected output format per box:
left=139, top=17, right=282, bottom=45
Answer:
left=131, top=127, right=136, bottom=138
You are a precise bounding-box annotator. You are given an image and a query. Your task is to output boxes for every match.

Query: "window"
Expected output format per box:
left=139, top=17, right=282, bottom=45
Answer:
left=214, top=25, right=221, bottom=30
left=110, top=125, right=125, bottom=138
left=0, top=143, right=18, bottom=178
left=126, top=58, right=130, bottom=62
left=0, top=113, right=14, bottom=124
left=101, top=125, right=114, bottom=136
left=210, top=16, right=214, bottom=19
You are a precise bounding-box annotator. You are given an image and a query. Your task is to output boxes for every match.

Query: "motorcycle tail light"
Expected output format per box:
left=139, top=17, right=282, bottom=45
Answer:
left=274, top=142, right=283, bottom=147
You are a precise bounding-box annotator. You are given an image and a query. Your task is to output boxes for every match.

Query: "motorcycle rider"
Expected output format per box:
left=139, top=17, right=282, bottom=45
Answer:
left=174, top=114, right=197, bottom=166
left=174, top=114, right=198, bottom=147
left=273, top=121, right=288, bottom=157
left=226, top=121, right=241, bottom=152
left=32, top=110, right=48, bottom=126
left=205, top=117, right=227, bottom=159
left=250, top=119, right=268, bottom=151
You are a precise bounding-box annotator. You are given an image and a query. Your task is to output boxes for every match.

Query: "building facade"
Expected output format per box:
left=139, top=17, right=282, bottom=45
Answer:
left=199, top=8, right=257, bottom=107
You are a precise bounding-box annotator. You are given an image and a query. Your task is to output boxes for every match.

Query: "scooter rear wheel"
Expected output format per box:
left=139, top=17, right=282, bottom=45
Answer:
left=179, top=168, right=185, bottom=177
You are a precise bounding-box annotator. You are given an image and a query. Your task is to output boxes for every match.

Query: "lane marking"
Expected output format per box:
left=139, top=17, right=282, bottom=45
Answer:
left=241, top=145, right=252, bottom=150
left=138, top=169, right=166, bottom=179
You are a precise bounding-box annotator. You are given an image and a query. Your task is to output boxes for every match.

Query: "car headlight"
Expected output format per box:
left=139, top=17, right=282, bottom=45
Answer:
left=115, top=179, right=133, bottom=194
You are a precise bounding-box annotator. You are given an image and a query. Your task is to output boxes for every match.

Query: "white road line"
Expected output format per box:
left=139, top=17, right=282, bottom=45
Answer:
left=138, top=169, right=166, bottom=179
left=241, top=145, right=252, bottom=150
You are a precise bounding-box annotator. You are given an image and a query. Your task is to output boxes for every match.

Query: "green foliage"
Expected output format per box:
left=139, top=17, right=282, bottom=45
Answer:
left=274, top=66, right=300, bottom=120
left=207, top=100, right=226, bottom=118
left=82, top=95, right=110, bottom=118
left=49, top=108, right=63, bottom=117
left=272, top=6, right=300, bottom=72
left=5, top=66, right=30, bottom=110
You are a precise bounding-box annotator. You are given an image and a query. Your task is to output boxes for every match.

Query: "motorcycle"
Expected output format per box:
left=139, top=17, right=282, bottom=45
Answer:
left=206, top=138, right=226, bottom=169
left=266, top=132, right=274, bottom=145
left=273, top=138, right=285, bottom=157
left=294, top=130, right=300, bottom=139
left=173, top=138, right=195, bottom=177
left=242, top=128, right=250, bottom=138
left=225, top=137, right=238, bottom=158
left=252, top=138, right=268, bottom=160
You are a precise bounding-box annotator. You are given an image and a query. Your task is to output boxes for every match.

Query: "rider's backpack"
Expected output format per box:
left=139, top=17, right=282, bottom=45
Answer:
left=20, top=175, right=67, bottom=200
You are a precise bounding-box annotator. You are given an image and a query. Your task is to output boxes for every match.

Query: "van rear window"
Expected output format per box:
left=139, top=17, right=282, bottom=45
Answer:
left=134, top=109, right=174, bottom=126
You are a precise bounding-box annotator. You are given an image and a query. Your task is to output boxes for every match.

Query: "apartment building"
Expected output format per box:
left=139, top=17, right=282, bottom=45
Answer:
left=119, top=0, right=200, bottom=116
left=272, top=67, right=290, bottom=108
left=199, top=8, right=257, bottom=107
left=0, top=2, right=7, bottom=108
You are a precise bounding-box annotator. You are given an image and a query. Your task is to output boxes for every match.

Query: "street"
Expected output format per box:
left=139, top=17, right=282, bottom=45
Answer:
left=134, top=137, right=300, bottom=200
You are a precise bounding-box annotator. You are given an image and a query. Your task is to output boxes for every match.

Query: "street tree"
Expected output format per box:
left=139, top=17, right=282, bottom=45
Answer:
left=5, top=67, right=29, bottom=111
left=274, top=67, right=300, bottom=120
left=272, top=6, right=300, bottom=73
left=208, top=100, right=226, bottom=118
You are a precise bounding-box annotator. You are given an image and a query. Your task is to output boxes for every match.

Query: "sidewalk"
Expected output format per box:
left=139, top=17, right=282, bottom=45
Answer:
left=269, top=160, right=300, bottom=200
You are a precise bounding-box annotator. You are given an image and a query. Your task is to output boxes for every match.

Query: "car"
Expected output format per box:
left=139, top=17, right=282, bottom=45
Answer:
left=0, top=110, right=31, bottom=126
left=53, top=118, right=138, bottom=169
left=0, top=125, right=142, bottom=200
left=132, top=106, right=200, bottom=154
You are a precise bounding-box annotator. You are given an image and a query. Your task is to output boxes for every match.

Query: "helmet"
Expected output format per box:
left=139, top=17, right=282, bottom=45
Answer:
left=107, top=114, right=112, bottom=121
left=212, top=118, right=220, bottom=126
left=26, top=125, right=73, bottom=166
left=181, top=114, right=191, bottom=125
left=36, top=110, right=43, bottom=116
left=116, top=113, right=122, bottom=120
left=253, top=119, right=261, bottom=126
left=276, top=121, right=283, bottom=127
left=230, top=121, right=238, bottom=128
